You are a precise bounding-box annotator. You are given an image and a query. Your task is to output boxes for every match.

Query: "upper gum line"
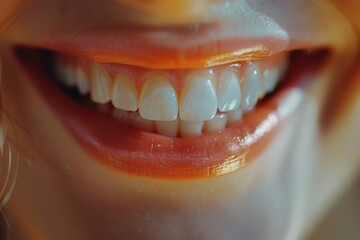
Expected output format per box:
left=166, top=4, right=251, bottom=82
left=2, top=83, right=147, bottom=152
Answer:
left=55, top=52, right=288, bottom=125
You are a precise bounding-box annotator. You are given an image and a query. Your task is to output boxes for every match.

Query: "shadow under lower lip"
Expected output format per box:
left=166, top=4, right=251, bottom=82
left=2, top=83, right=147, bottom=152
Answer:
left=16, top=47, right=328, bottom=179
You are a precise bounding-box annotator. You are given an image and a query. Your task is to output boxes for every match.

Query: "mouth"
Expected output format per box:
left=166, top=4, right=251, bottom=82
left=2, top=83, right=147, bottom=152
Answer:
left=16, top=46, right=329, bottom=179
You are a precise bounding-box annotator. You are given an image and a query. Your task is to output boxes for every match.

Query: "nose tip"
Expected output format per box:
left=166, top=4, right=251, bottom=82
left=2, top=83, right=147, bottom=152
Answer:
left=113, top=0, right=222, bottom=25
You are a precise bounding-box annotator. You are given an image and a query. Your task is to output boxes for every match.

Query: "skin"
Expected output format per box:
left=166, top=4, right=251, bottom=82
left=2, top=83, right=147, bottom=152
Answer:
left=0, top=0, right=359, bottom=239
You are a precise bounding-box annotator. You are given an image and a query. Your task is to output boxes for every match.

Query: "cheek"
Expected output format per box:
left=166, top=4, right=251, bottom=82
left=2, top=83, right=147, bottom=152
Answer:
left=331, top=0, right=360, bottom=32
left=0, top=0, right=24, bottom=28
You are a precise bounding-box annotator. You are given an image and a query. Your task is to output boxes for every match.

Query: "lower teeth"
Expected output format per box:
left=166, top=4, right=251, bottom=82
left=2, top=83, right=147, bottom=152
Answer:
left=104, top=105, right=241, bottom=138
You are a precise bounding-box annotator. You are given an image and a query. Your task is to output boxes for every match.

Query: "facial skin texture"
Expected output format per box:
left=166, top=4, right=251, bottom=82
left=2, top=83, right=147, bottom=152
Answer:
left=0, top=0, right=359, bottom=239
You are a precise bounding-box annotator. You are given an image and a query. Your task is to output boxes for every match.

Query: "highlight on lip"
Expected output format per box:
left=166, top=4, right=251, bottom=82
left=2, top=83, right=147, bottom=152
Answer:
left=53, top=52, right=288, bottom=137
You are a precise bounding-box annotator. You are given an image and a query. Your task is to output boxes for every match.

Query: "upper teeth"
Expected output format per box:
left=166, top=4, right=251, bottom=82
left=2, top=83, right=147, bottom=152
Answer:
left=55, top=54, right=288, bottom=136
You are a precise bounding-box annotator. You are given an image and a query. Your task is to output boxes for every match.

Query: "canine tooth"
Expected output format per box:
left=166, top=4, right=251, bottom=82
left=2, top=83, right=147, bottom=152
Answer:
left=203, top=114, right=227, bottom=133
left=112, top=72, right=139, bottom=111
left=75, top=66, right=90, bottom=95
left=179, top=120, right=204, bottom=137
left=226, top=108, right=243, bottom=126
left=241, top=63, right=261, bottom=110
left=139, top=75, right=178, bottom=121
left=217, top=69, right=241, bottom=112
left=263, top=67, right=280, bottom=93
left=113, top=109, right=130, bottom=125
left=155, top=118, right=179, bottom=138
left=179, top=72, right=217, bottom=121
left=129, top=112, right=155, bottom=132
left=90, top=64, right=112, bottom=104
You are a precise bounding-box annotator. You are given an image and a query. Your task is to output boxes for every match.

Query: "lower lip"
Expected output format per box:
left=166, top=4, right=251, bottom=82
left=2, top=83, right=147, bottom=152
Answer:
left=17, top=48, right=328, bottom=179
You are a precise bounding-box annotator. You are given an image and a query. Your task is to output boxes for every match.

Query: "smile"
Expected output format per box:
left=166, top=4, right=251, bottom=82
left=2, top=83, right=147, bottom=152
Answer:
left=16, top=45, right=328, bottom=179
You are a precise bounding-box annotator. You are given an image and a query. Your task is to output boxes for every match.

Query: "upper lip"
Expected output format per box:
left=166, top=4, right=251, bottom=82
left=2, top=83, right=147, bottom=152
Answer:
left=47, top=34, right=288, bottom=69
left=10, top=2, right=290, bottom=69
left=6, top=0, right=355, bottom=69
left=37, top=22, right=290, bottom=69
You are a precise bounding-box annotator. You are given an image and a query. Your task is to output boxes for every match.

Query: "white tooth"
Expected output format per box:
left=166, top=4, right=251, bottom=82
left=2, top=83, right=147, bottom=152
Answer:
left=139, top=75, right=178, bottom=121
left=217, top=69, right=241, bottom=112
left=203, top=113, right=227, bottom=133
left=155, top=118, right=179, bottom=138
left=113, top=109, right=130, bottom=125
left=241, top=63, right=261, bottom=110
left=263, top=67, right=280, bottom=93
left=63, top=63, right=76, bottom=87
left=75, top=66, right=90, bottom=95
left=129, top=112, right=155, bottom=132
left=90, top=64, right=112, bottom=104
left=179, top=72, right=217, bottom=121
left=179, top=120, right=204, bottom=137
left=112, top=72, right=139, bottom=111
left=226, top=108, right=243, bottom=126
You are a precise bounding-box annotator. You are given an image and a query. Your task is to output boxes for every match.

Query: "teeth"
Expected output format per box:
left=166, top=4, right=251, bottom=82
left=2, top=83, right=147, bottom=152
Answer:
left=75, top=66, right=90, bottom=95
left=179, top=120, right=204, bottom=137
left=241, top=63, right=261, bottom=110
left=90, top=64, right=112, bottom=104
left=55, top=53, right=287, bottom=137
left=139, top=75, right=178, bottom=121
left=203, top=113, right=227, bottom=133
left=179, top=72, right=217, bottom=121
left=112, top=72, right=139, bottom=111
left=226, top=107, right=243, bottom=126
left=155, top=119, right=179, bottom=138
left=63, top=63, right=77, bottom=87
left=217, top=68, right=241, bottom=112
left=263, top=67, right=280, bottom=93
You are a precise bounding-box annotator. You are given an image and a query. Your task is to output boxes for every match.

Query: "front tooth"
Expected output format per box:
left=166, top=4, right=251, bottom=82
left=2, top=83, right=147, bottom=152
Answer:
left=139, top=75, right=178, bottom=121
left=217, top=69, right=241, bottom=112
left=226, top=107, right=243, bottom=126
left=179, top=72, right=217, bottom=121
left=129, top=112, right=155, bottom=132
left=203, top=113, right=227, bottom=133
left=241, top=63, right=261, bottom=110
left=112, top=72, right=139, bottom=111
left=75, top=66, right=90, bottom=95
left=179, top=120, right=204, bottom=137
left=155, top=118, right=179, bottom=138
left=90, top=64, right=112, bottom=104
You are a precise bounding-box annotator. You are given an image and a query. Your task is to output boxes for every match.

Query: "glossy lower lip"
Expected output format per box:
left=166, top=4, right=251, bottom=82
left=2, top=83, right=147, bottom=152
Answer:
left=16, top=48, right=328, bottom=179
